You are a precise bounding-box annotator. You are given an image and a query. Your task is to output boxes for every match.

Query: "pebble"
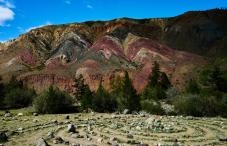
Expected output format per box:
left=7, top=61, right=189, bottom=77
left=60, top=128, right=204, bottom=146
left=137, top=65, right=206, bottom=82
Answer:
left=17, top=113, right=23, bottom=116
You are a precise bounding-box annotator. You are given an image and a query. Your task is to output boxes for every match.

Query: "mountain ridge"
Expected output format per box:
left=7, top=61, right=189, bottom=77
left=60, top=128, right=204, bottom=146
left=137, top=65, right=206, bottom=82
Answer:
left=0, top=9, right=226, bottom=93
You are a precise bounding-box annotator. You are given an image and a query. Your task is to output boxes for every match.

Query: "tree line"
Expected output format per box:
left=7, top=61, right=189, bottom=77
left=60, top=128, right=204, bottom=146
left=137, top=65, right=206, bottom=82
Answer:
left=0, top=61, right=227, bottom=117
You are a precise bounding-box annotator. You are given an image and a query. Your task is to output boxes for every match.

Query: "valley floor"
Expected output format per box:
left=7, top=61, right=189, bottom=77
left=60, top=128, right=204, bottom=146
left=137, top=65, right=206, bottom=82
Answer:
left=0, top=109, right=227, bottom=146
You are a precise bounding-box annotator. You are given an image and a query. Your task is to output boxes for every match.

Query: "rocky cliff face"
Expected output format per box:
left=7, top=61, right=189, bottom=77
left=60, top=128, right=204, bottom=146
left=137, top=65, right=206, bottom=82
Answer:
left=1, top=9, right=226, bottom=93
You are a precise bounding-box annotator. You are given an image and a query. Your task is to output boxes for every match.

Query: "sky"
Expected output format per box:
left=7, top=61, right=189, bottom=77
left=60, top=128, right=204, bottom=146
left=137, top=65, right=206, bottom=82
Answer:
left=0, top=0, right=227, bottom=42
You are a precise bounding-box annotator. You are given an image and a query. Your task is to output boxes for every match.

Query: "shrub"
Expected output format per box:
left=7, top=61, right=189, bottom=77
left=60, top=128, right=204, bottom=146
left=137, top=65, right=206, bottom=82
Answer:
left=4, top=88, right=36, bottom=108
left=186, top=79, right=200, bottom=94
left=166, top=87, right=180, bottom=99
left=0, top=76, right=4, bottom=107
left=173, top=94, right=227, bottom=117
left=3, top=76, right=36, bottom=109
left=33, top=86, right=74, bottom=114
left=140, top=99, right=164, bottom=115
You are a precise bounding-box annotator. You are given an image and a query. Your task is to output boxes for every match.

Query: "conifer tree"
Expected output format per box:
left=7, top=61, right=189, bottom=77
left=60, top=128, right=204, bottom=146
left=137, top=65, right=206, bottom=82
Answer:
left=160, top=72, right=171, bottom=90
left=73, top=74, right=93, bottom=111
left=148, top=61, right=160, bottom=87
left=120, top=71, right=140, bottom=112
left=141, top=62, right=169, bottom=100
left=93, top=81, right=117, bottom=112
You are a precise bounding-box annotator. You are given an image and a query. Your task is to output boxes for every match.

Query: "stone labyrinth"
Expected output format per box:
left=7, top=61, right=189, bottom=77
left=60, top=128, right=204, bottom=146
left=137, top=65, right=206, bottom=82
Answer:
left=1, top=113, right=227, bottom=146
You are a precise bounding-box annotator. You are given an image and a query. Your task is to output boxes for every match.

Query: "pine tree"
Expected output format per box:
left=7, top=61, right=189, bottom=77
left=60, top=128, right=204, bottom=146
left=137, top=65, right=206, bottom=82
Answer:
left=141, top=62, right=169, bottom=100
left=148, top=61, right=160, bottom=87
left=73, top=75, right=85, bottom=100
left=73, top=75, right=93, bottom=111
left=81, top=83, right=93, bottom=111
left=209, top=65, right=227, bottom=92
left=93, top=81, right=117, bottom=112
left=120, top=71, right=140, bottom=112
left=160, top=72, right=171, bottom=90
left=92, top=82, right=105, bottom=112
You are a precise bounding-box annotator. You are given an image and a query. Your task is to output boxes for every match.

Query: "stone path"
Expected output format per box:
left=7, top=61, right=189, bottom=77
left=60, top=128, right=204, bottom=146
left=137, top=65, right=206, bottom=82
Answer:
left=0, top=113, right=227, bottom=146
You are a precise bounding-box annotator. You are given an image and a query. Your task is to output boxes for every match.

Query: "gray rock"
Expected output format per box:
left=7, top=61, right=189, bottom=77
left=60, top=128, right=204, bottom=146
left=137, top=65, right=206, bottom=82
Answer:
left=4, top=113, right=12, bottom=117
left=0, top=132, right=8, bottom=142
left=17, top=127, right=23, bottom=132
left=123, top=109, right=129, bottom=115
left=127, top=134, right=133, bottom=139
left=97, top=138, right=103, bottom=143
left=136, top=144, right=149, bottom=146
left=71, top=143, right=81, bottom=146
left=47, top=131, right=54, bottom=139
left=17, top=113, right=23, bottom=116
left=67, top=124, right=76, bottom=133
left=33, top=119, right=38, bottom=123
left=36, top=138, right=49, bottom=146
left=127, top=140, right=140, bottom=144
left=65, top=115, right=70, bottom=119
left=110, top=137, right=118, bottom=141
left=219, top=135, right=227, bottom=141
left=33, top=113, right=38, bottom=116
left=53, top=137, right=64, bottom=144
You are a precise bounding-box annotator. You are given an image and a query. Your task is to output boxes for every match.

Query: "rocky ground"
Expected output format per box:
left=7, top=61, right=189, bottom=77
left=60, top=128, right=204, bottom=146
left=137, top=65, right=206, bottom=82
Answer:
left=0, top=109, right=227, bottom=146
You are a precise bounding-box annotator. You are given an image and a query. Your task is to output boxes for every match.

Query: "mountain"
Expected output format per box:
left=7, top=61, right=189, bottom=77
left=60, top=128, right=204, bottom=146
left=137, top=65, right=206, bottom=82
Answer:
left=0, top=9, right=226, bottom=93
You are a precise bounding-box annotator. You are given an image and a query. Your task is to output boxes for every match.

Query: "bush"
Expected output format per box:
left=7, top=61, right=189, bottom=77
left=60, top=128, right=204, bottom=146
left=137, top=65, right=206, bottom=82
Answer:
left=2, top=76, right=36, bottom=109
left=140, top=99, right=164, bottom=115
left=166, top=87, right=180, bottom=99
left=4, top=88, right=36, bottom=108
left=0, top=76, right=4, bottom=107
left=173, top=94, right=227, bottom=117
left=186, top=79, right=200, bottom=94
left=33, top=86, right=74, bottom=114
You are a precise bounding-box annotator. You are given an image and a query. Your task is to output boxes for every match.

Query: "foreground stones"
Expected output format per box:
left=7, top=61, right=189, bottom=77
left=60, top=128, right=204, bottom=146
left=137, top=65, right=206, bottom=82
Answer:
left=68, top=124, right=76, bottom=133
left=36, top=138, right=49, bottom=146
left=1, top=113, right=227, bottom=146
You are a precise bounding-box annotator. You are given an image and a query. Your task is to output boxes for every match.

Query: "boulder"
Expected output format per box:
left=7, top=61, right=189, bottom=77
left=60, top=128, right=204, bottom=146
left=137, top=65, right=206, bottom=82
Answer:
left=127, top=134, right=134, bottom=139
left=110, top=137, right=118, bottom=141
left=97, top=138, right=103, bottom=143
left=65, top=115, right=70, bottom=119
left=0, top=132, right=8, bottom=142
left=71, top=144, right=81, bottom=146
left=47, top=131, right=54, bottom=139
left=219, top=136, right=227, bottom=141
left=4, top=113, right=12, bottom=117
left=67, top=124, right=76, bottom=133
left=53, top=137, right=64, bottom=144
left=17, top=113, right=23, bottom=116
left=17, top=127, right=23, bottom=132
left=123, top=109, right=129, bottom=115
left=136, top=144, right=149, bottom=146
left=36, top=138, right=49, bottom=146
left=33, top=119, right=38, bottom=123
left=33, top=113, right=38, bottom=116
